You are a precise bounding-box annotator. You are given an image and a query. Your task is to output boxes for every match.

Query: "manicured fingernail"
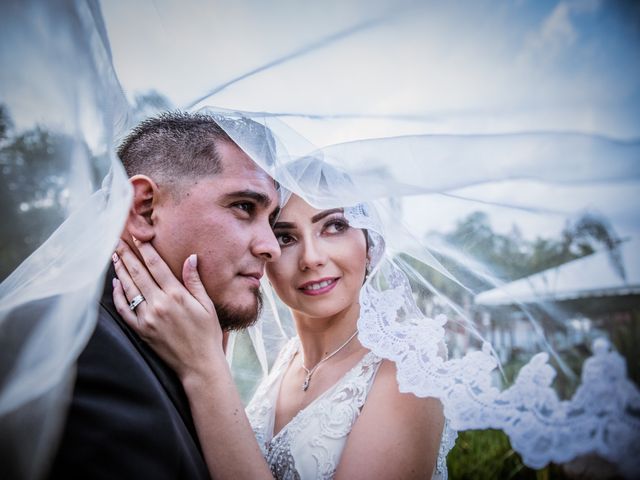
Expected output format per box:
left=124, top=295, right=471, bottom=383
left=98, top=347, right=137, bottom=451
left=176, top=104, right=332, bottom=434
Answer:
left=131, top=236, right=140, bottom=245
left=188, top=254, right=197, bottom=268
left=112, top=277, right=118, bottom=288
left=112, top=252, right=119, bottom=263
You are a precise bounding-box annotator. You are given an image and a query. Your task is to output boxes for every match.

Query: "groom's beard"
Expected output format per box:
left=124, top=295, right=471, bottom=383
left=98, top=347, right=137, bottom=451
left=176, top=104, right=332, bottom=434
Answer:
left=216, top=287, right=263, bottom=331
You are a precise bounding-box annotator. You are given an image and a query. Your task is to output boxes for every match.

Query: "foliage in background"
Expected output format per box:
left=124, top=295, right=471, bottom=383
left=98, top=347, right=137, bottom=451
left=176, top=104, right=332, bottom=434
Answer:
left=608, top=310, right=640, bottom=385
left=1, top=104, right=74, bottom=280
left=402, top=210, right=624, bottom=307
left=447, top=430, right=571, bottom=480
left=1, top=91, right=173, bottom=281
left=131, top=90, right=173, bottom=122
left=427, top=212, right=635, bottom=479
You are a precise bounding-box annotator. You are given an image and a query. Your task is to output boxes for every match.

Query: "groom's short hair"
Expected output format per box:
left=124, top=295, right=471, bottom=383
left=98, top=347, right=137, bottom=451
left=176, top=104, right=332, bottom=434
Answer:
left=117, top=111, right=232, bottom=183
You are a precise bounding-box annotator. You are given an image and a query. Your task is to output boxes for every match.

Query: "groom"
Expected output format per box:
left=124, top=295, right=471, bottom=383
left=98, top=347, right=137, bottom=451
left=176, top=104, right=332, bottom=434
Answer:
left=48, top=112, right=281, bottom=479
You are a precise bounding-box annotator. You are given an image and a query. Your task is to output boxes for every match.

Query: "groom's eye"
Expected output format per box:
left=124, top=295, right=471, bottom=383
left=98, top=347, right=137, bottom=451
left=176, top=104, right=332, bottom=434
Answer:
left=232, top=201, right=255, bottom=215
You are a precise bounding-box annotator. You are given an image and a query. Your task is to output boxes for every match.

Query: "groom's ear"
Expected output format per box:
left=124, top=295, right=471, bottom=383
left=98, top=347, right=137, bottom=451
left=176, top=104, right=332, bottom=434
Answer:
left=126, top=175, right=157, bottom=242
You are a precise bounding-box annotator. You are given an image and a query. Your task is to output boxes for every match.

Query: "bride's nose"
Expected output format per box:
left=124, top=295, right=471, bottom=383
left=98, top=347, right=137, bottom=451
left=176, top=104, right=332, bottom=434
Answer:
left=298, top=236, right=327, bottom=271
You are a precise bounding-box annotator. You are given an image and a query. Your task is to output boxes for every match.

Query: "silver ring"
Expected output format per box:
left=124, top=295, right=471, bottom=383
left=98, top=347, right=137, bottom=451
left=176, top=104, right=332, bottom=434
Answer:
left=129, top=294, right=145, bottom=311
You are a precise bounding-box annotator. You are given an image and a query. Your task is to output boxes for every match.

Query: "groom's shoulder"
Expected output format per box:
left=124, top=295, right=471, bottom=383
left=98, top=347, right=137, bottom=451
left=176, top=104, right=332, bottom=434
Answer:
left=83, top=301, right=146, bottom=366
left=59, top=302, right=174, bottom=437
left=68, top=301, right=155, bottom=388
left=73, top=301, right=186, bottom=418
left=47, top=303, right=209, bottom=479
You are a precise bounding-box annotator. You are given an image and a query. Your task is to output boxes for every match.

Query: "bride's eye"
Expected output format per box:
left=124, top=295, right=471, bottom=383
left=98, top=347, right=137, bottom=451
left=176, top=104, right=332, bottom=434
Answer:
left=275, top=232, right=295, bottom=247
left=324, top=218, right=348, bottom=234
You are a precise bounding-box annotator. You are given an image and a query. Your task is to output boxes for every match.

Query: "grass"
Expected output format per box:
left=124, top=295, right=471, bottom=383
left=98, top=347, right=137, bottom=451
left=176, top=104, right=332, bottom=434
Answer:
left=447, top=430, right=570, bottom=480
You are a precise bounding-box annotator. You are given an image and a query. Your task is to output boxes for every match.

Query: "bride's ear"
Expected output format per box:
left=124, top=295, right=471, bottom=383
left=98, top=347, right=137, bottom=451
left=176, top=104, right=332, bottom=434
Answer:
left=126, top=175, right=157, bottom=242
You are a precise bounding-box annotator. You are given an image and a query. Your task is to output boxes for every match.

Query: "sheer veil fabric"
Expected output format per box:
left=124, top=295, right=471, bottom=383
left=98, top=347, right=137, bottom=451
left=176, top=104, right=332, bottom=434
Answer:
left=1, top=1, right=639, bottom=479
left=211, top=111, right=640, bottom=478
left=0, top=1, right=132, bottom=478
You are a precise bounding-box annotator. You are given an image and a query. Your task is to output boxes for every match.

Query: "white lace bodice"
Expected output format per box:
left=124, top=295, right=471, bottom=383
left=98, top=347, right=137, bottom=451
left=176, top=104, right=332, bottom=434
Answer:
left=246, top=338, right=452, bottom=479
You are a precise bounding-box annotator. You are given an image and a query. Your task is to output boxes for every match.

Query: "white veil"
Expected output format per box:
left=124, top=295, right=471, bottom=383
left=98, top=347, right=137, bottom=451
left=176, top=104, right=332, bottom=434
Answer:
left=1, top=1, right=639, bottom=479
left=0, top=1, right=132, bottom=478
left=207, top=110, right=640, bottom=478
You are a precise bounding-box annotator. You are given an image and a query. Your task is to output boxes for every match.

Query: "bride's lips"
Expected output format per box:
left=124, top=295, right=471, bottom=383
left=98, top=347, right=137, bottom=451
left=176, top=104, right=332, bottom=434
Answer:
left=298, top=277, right=339, bottom=296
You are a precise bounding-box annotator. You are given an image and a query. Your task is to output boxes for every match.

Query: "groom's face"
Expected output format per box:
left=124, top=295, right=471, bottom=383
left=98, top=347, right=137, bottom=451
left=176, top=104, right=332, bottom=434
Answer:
left=152, top=141, right=281, bottom=330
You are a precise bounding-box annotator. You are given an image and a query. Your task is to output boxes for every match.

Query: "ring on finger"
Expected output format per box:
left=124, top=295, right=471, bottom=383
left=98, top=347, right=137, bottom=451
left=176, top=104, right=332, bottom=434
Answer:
left=129, top=294, right=145, bottom=311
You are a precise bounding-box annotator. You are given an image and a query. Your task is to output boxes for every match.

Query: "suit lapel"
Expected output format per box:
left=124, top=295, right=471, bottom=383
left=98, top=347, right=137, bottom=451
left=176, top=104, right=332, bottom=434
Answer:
left=99, top=266, right=202, bottom=451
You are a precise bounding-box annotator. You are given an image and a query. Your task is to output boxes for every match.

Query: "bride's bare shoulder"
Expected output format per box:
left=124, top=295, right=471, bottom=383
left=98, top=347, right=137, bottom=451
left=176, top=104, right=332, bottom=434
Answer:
left=334, top=358, right=445, bottom=479
left=370, top=359, right=443, bottom=413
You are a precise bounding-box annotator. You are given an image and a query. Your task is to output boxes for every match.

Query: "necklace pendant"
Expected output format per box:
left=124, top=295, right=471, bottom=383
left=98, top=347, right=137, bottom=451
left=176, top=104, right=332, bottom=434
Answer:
left=299, top=329, right=357, bottom=393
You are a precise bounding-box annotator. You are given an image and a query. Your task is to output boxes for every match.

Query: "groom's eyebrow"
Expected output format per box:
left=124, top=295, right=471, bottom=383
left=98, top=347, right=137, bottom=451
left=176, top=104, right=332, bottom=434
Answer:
left=223, top=190, right=274, bottom=207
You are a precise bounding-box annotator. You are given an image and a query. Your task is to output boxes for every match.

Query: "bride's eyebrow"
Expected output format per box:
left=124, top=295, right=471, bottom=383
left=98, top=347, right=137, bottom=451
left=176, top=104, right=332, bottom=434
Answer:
left=311, top=208, right=343, bottom=224
left=273, top=208, right=343, bottom=229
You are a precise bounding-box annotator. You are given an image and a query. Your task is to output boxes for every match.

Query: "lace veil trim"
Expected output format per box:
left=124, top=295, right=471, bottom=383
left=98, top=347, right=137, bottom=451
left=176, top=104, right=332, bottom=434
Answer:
left=343, top=203, right=640, bottom=478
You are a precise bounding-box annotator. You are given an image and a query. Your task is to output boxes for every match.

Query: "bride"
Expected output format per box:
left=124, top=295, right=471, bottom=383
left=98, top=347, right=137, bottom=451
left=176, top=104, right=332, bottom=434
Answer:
left=112, top=189, right=447, bottom=479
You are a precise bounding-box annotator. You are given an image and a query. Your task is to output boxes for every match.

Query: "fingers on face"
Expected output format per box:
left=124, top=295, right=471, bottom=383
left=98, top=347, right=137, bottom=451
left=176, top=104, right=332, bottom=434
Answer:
left=112, top=251, right=141, bottom=301
left=112, top=246, right=149, bottom=322
left=131, top=237, right=178, bottom=291
left=126, top=239, right=199, bottom=314
left=181, top=256, right=216, bottom=314
left=114, top=240, right=158, bottom=299
left=112, top=277, right=141, bottom=327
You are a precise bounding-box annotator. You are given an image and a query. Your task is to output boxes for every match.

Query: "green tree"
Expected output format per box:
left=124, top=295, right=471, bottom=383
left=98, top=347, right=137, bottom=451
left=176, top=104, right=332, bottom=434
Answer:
left=434, top=211, right=617, bottom=287
left=131, top=90, right=173, bottom=122
left=0, top=106, right=78, bottom=280
left=0, top=104, right=13, bottom=141
left=1, top=91, right=174, bottom=281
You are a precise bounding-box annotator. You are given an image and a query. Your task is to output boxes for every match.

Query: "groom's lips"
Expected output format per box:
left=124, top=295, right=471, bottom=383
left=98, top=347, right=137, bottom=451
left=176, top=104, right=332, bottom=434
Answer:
left=239, top=271, right=262, bottom=288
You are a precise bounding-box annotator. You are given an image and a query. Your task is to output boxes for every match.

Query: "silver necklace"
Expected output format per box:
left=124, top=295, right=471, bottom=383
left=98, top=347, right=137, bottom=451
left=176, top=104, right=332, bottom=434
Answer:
left=301, top=329, right=358, bottom=391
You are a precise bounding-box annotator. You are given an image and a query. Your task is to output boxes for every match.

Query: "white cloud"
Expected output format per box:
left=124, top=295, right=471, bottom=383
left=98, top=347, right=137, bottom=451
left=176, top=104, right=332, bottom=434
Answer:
left=518, top=0, right=602, bottom=65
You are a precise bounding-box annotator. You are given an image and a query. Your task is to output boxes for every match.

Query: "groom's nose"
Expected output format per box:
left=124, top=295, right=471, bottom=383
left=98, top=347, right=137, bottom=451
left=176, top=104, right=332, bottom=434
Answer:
left=251, top=222, right=281, bottom=261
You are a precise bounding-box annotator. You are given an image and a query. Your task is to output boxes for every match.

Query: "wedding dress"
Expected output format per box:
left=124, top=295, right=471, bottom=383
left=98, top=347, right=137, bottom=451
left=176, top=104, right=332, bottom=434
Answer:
left=246, top=337, right=454, bottom=480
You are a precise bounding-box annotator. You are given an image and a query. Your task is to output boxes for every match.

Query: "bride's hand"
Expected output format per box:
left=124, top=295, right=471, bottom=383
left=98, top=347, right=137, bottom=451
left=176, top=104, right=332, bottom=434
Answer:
left=111, top=238, right=225, bottom=381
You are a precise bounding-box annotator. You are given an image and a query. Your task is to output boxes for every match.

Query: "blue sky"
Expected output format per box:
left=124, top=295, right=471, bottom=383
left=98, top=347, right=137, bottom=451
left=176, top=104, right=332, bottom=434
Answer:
left=101, top=0, right=640, bottom=239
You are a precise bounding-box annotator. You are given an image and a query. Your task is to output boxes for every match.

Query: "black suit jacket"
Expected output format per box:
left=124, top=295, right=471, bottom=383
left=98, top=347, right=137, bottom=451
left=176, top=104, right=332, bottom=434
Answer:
left=48, top=267, right=210, bottom=479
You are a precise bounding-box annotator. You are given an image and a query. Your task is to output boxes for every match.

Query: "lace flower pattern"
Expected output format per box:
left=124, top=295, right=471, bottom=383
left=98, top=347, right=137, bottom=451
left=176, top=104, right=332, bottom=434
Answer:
left=343, top=201, right=640, bottom=477
left=357, top=268, right=640, bottom=478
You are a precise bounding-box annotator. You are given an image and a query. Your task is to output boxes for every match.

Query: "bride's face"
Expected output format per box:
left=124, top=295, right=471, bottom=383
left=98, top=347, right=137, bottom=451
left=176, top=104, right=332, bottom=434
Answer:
left=266, top=195, right=368, bottom=320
